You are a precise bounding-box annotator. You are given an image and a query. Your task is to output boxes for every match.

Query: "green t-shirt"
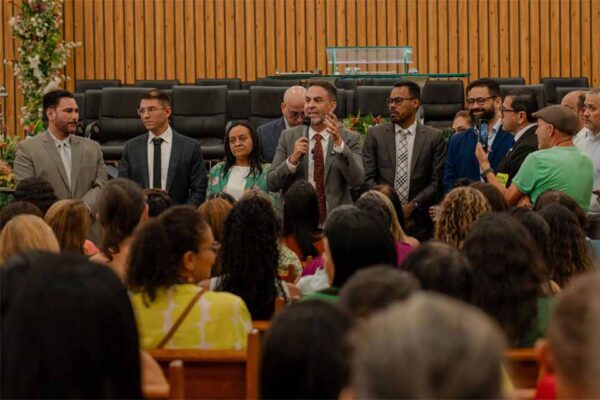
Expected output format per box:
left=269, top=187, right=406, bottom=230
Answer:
left=512, top=146, right=594, bottom=212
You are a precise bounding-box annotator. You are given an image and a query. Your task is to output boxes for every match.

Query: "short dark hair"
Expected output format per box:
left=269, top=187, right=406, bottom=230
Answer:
left=505, top=88, right=539, bottom=122
left=13, top=177, right=58, bottom=215
left=339, top=266, right=420, bottom=318
left=466, top=78, right=501, bottom=97
left=393, top=80, right=421, bottom=100
left=282, top=180, right=321, bottom=260
left=143, top=188, right=173, bottom=217
left=0, top=201, right=43, bottom=230
left=140, top=89, right=171, bottom=107
left=470, top=182, right=509, bottom=212
left=308, top=80, right=337, bottom=101
left=42, top=90, right=74, bottom=113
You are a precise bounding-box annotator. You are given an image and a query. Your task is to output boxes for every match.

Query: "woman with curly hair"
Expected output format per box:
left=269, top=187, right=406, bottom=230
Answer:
left=206, top=192, right=294, bottom=320
left=127, top=206, right=251, bottom=349
left=463, top=212, right=551, bottom=347
left=537, top=204, right=594, bottom=287
left=434, top=187, right=491, bottom=248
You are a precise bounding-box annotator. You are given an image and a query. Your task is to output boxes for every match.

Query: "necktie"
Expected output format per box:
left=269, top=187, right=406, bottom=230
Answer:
left=59, top=143, right=71, bottom=188
left=313, top=133, right=327, bottom=223
left=394, top=129, right=409, bottom=203
left=152, top=137, right=164, bottom=189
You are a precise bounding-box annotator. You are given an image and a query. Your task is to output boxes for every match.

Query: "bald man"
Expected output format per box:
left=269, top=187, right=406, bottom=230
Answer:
left=257, top=85, right=307, bottom=162
left=561, top=90, right=588, bottom=136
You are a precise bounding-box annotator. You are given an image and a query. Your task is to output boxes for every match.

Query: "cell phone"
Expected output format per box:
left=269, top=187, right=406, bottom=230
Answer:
left=478, top=119, right=488, bottom=152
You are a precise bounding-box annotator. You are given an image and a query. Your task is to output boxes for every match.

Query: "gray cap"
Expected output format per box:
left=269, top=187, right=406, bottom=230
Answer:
left=532, top=105, right=580, bottom=136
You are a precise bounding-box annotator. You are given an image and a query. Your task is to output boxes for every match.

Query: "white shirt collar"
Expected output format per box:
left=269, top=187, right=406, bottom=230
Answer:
left=514, top=123, right=536, bottom=142
left=395, top=119, right=418, bottom=135
left=147, top=125, right=173, bottom=145
left=48, top=130, right=71, bottom=147
left=309, top=126, right=330, bottom=141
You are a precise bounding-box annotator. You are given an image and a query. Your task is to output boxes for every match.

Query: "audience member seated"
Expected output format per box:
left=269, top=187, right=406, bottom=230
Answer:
left=12, top=176, right=58, bottom=215
left=0, top=201, right=42, bottom=230
left=373, top=183, right=408, bottom=231
left=537, top=204, right=594, bottom=287
left=451, top=109, right=473, bottom=134
left=91, top=179, right=148, bottom=281
left=401, top=241, right=472, bottom=302
left=198, top=197, right=233, bottom=245
left=205, top=193, right=296, bottom=319
left=509, top=208, right=553, bottom=278
left=575, top=89, right=600, bottom=217
left=338, top=266, right=419, bottom=319
left=280, top=180, right=324, bottom=262
left=260, top=301, right=354, bottom=399
left=207, top=121, right=277, bottom=204
left=127, top=206, right=251, bottom=349
left=143, top=188, right=172, bottom=217
left=206, top=191, right=237, bottom=205
left=303, top=206, right=397, bottom=301
left=470, top=181, right=509, bottom=211
left=44, top=199, right=94, bottom=255
left=463, top=212, right=552, bottom=347
left=536, top=272, right=600, bottom=400
left=1, top=252, right=143, bottom=398
left=343, top=293, right=506, bottom=399
left=0, top=215, right=59, bottom=264
left=434, top=187, right=491, bottom=248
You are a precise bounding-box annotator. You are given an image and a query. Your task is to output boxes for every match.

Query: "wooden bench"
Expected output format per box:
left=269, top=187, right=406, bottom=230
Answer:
left=506, top=348, right=545, bottom=399
left=149, top=330, right=261, bottom=400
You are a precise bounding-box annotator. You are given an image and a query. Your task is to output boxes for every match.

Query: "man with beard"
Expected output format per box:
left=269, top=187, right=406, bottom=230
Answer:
left=363, top=81, right=446, bottom=239
left=14, top=90, right=107, bottom=215
left=443, top=78, right=514, bottom=191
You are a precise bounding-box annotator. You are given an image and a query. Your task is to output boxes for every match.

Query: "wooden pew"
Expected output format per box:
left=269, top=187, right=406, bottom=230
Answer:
left=506, top=348, right=545, bottom=399
left=149, top=330, right=261, bottom=400
left=144, top=360, right=185, bottom=400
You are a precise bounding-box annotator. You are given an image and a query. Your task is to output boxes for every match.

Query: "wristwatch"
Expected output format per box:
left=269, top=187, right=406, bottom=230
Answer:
left=480, top=168, right=494, bottom=180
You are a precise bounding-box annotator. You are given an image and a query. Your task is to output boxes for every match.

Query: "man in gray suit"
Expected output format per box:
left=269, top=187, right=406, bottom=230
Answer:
left=268, top=81, right=364, bottom=223
left=362, top=81, right=446, bottom=239
left=257, top=85, right=306, bottom=162
left=14, top=90, right=107, bottom=214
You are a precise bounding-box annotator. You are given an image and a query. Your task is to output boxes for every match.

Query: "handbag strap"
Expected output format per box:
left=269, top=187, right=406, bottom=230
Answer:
left=156, top=287, right=205, bottom=349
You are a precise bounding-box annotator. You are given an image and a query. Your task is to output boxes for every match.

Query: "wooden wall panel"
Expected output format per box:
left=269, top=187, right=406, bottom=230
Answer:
left=2, top=0, right=600, bottom=136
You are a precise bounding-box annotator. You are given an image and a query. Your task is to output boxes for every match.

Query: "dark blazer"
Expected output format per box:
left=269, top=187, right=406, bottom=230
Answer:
left=443, top=127, right=514, bottom=191
left=118, top=129, right=207, bottom=206
left=496, top=125, right=538, bottom=186
left=363, top=122, right=447, bottom=207
left=267, top=126, right=364, bottom=211
left=257, top=117, right=286, bottom=162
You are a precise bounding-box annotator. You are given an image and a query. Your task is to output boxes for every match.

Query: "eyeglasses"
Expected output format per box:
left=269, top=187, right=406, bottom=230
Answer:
left=287, top=111, right=305, bottom=119
left=466, top=96, right=496, bottom=106
left=200, top=241, right=221, bottom=254
left=137, top=106, right=167, bottom=115
left=386, top=96, right=417, bottom=105
left=500, top=106, right=518, bottom=115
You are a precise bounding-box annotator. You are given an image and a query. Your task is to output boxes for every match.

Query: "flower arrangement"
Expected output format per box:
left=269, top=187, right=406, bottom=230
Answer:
left=4, top=0, right=80, bottom=135
left=342, top=112, right=388, bottom=142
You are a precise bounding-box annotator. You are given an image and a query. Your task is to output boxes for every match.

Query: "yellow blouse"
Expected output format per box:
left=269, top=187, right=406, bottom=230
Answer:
left=130, top=284, right=252, bottom=350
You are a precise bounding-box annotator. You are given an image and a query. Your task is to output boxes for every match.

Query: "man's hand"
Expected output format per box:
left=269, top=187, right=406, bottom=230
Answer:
left=402, top=202, right=415, bottom=219
left=325, top=113, right=342, bottom=146
left=475, top=142, right=490, bottom=169
left=516, top=196, right=532, bottom=208
left=289, top=136, right=309, bottom=165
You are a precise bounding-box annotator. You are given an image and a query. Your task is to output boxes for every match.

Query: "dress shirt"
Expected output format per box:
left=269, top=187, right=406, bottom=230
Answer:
left=225, top=165, right=250, bottom=200
left=574, top=129, right=600, bottom=213
left=514, top=123, right=536, bottom=143
left=488, top=119, right=502, bottom=149
left=147, top=126, right=173, bottom=190
left=48, top=130, right=72, bottom=187
left=394, top=119, right=418, bottom=193
left=286, top=127, right=344, bottom=188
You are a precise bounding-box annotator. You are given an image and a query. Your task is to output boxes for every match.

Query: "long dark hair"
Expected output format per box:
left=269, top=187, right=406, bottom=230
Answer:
left=223, top=120, right=263, bottom=177
left=217, top=193, right=284, bottom=320
left=282, top=180, right=321, bottom=259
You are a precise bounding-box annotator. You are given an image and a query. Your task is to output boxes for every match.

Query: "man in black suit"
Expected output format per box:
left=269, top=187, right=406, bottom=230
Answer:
left=362, top=81, right=447, bottom=239
left=119, top=89, right=207, bottom=206
left=491, top=88, right=539, bottom=187
left=257, top=85, right=306, bottom=162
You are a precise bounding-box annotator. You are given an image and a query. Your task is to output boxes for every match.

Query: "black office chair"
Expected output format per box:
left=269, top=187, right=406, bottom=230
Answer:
left=354, top=86, right=392, bottom=117
left=421, top=80, right=465, bottom=130
left=75, top=79, right=121, bottom=93
left=540, top=77, right=589, bottom=105
left=491, top=77, right=526, bottom=86
left=197, top=78, right=242, bottom=90
left=248, top=86, right=286, bottom=128
left=500, top=84, right=546, bottom=110
left=134, top=80, right=180, bottom=89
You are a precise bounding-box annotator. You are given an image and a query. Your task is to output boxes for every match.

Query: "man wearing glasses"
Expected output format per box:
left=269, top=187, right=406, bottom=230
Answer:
left=119, top=89, right=207, bottom=206
left=443, top=78, right=514, bottom=191
left=363, top=81, right=446, bottom=240
left=257, top=86, right=307, bottom=162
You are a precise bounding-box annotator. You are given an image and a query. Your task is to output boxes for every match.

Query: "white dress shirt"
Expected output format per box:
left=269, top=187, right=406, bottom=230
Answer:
left=394, top=119, right=418, bottom=193
left=513, top=123, right=536, bottom=143
left=147, top=126, right=173, bottom=190
left=48, top=130, right=72, bottom=188
left=574, top=128, right=600, bottom=214
left=488, top=119, right=502, bottom=149
left=225, top=166, right=250, bottom=200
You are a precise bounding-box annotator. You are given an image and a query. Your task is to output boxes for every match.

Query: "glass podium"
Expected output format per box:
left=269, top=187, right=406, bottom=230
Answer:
left=325, top=46, right=414, bottom=74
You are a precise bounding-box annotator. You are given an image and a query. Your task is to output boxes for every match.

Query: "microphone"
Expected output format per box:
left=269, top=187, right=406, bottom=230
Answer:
left=302, top=116, right=311, bottom=138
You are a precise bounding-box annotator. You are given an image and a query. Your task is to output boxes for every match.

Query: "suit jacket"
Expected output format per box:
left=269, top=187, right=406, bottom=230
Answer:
left=13, top=131, right=107, bottom=214
left=496, top=125, right=538, bottom=186
left=363, top=122, right=447, bottom=206
left=443, top=127, right=514, bottom=191
left=257, top=117, right=286, bottom=162
left=267, top=126, right=364, bottom=211
left=118, top=130, right=207, bottom=206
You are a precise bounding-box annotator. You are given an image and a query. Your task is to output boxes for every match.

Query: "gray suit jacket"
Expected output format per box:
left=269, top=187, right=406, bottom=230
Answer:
left=13, top=131, right=107, bottom=214
left=257, top=117, right=286, bottom=162
left=363, top=122, right=446, bottom=207
left=267, top=126, right=364, bottom=211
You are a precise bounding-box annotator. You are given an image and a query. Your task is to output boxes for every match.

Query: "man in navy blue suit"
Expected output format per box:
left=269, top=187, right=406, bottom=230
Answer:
left=443, top=78, right=514, bottom=191
left=257, top=86, right=306, bottom=162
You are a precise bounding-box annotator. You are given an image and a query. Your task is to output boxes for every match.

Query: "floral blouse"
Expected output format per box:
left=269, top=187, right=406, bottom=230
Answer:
left=207, top=161, right=279, bottom=206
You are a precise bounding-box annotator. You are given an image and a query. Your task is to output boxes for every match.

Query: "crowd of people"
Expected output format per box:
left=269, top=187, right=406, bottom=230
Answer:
left=1, top=78, right=599, bottom=398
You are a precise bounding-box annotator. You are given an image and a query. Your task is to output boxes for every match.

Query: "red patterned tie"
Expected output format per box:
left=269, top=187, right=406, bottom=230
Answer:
left=313, top=133, right=327, bottom=223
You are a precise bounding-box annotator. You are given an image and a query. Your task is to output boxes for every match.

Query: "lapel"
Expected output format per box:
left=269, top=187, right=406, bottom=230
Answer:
left=384, top=123, right=397, bottom=170
left=41, top=131, right=71, bottom=191
left=324, top=132, right=336, bottom=181
left=139, top=134, right=150, bottom=188
left=166, top=132, right=182, bottom=191
left=411, top=122, right=426, bottom=174
left=69, top=135, right=82, bottom=195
